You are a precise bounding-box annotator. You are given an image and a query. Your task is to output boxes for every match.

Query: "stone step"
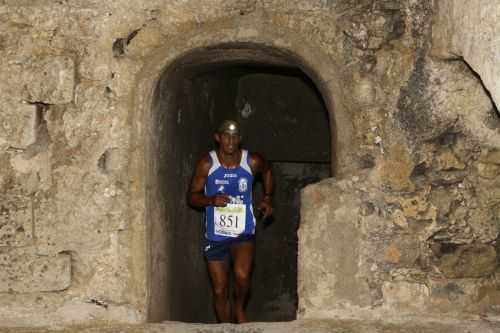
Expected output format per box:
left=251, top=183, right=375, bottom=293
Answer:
left=2, top=319, right=500, bottom=333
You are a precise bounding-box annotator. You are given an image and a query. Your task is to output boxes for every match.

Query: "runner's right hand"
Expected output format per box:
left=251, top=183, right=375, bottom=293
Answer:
left=211, top=194, right=230, bottom=207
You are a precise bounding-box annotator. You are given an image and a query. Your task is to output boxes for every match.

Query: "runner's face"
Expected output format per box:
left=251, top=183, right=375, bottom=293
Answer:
left=217, top=132, right=240, bottom=154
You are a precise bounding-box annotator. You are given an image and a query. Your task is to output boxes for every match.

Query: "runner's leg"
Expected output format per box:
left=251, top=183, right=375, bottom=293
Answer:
left=207, top=259, right=231, bottom=322
left=231, top=239, right=255, bottom=323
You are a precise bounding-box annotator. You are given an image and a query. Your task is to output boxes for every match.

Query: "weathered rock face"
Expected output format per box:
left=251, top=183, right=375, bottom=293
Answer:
left=437, top=244, right=497, bottom=279
left=0, top=0, right=499, bottom=328
left=432, top=0, right=500, bottom=109
left=298, top=0, right=500, bottom=320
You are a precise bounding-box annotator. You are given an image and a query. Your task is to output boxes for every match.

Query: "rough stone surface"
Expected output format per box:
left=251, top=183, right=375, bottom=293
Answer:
left=432, top=0, right=500, bottom=109
left=382, top=281, right=430, bottom=309
left=0, top=249, right=71, bottom=293
left=0, top=0, right=499, bottom=329
left=299, top=178, right=371, bottom=315
left=2, top=318, right=500, bottom=333
left=437, top=244, right=498, bottom=279
left=479, top=149, right=500, bottom=165
left=21, top=56, right=75, bottom=104
left=0, top=103, right=38, bottom=149
left=0, top=194, right=33, bottom=247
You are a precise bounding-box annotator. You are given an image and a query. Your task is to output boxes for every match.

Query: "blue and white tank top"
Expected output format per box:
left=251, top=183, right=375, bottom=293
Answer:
left=205, top=150, right=255, bottom=241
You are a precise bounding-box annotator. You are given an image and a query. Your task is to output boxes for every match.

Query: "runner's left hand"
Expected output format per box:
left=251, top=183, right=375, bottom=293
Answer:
left=259, top=198, right=273, bottom=218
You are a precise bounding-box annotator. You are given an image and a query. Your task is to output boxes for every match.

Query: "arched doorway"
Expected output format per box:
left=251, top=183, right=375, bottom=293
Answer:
left=146, top=44, right=332, bottom=322
left=126, top=24, right=355, bottom=321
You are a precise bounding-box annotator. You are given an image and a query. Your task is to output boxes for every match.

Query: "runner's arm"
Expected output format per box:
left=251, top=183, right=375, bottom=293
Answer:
left=250, top=153, right=273, bottom=216
left=188, top=155, right=229, bottom=208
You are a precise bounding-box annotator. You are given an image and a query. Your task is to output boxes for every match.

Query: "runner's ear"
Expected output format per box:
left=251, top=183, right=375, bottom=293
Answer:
left=214, top=133, right=220, bottom=143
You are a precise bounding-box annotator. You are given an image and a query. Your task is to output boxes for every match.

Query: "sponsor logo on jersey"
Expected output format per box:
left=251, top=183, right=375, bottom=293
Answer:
left=215, top=179, right=229, bottom=185
left=229, top=195, right=244, bottom=204
left=238, top=177, right=248, bottom=192
left=217, top=185, right=225, bottom=193
left=224, top=173, right=238, bottom=178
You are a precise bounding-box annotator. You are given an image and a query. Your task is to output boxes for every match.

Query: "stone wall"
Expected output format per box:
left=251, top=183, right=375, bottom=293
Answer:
left=432, top=0, right=500, bottom=109
left=298, top=0, right=500, bottom=320
left=0, top=0, right=499, bottom=328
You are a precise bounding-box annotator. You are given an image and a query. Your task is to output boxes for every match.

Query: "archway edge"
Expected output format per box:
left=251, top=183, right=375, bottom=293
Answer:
left=126, top=18, right=355, bottom=320
left=130, top=21, right=355, bottom=173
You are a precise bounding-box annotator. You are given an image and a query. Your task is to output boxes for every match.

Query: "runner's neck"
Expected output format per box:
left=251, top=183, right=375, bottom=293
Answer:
left=216, top=149, right=242, bottom=168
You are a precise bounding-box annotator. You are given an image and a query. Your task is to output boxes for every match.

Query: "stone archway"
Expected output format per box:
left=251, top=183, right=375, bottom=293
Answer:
left=127, top=24, right=354, bottom=322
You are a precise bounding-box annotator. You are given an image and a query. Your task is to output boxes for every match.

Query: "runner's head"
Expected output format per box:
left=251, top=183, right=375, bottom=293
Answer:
left=215, top=120, right=241, bottom=154
left=218, top=120, right=240, bottom=135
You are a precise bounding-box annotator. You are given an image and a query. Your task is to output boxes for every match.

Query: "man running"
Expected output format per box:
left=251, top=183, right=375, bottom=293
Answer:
left=188, top=120, right=273, bottom=323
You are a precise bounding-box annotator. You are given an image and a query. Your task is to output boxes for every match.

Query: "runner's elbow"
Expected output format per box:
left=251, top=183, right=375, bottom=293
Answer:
left=189, top=192, right=206, bottom=207
left=188, top=192, right=198, bottom=206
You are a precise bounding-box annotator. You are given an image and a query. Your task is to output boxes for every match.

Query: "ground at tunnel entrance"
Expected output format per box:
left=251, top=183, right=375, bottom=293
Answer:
left=2, top=318, right=500, bottom=333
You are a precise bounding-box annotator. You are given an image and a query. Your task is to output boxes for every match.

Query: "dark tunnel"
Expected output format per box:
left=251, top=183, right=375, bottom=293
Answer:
left=148, top=47, right=332, bottom=323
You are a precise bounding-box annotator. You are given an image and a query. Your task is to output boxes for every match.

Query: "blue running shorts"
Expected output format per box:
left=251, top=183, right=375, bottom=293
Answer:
left=203, top=235, right=255, bottom=261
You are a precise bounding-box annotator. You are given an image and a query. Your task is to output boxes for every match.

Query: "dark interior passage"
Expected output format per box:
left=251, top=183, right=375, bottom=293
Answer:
left=149, top=53, right=331, bottom=322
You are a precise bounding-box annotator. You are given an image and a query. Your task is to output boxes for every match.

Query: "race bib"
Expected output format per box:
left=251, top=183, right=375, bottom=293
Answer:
left=214, top=204, right=246, bottom=237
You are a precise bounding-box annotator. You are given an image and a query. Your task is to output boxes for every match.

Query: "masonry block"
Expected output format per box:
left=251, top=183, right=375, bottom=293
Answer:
left=22, top=55, right=75, bottom=104
left=0, top=103, right=37, bottom=148
left=0, top=249, right=71, bottom=293
left=382, top=281, right=430, bottom=309
left=0, top=194, right=33, bottom=247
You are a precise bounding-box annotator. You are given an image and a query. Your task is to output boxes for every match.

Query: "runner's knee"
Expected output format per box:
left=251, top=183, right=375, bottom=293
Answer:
left=213, top=284, right=228, bottom=298
left=234, top=269, right=251, bottom=284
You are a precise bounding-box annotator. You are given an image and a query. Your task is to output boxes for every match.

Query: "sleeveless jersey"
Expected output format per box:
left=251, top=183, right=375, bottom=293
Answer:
left=205, top=150, right=255, bottom=241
